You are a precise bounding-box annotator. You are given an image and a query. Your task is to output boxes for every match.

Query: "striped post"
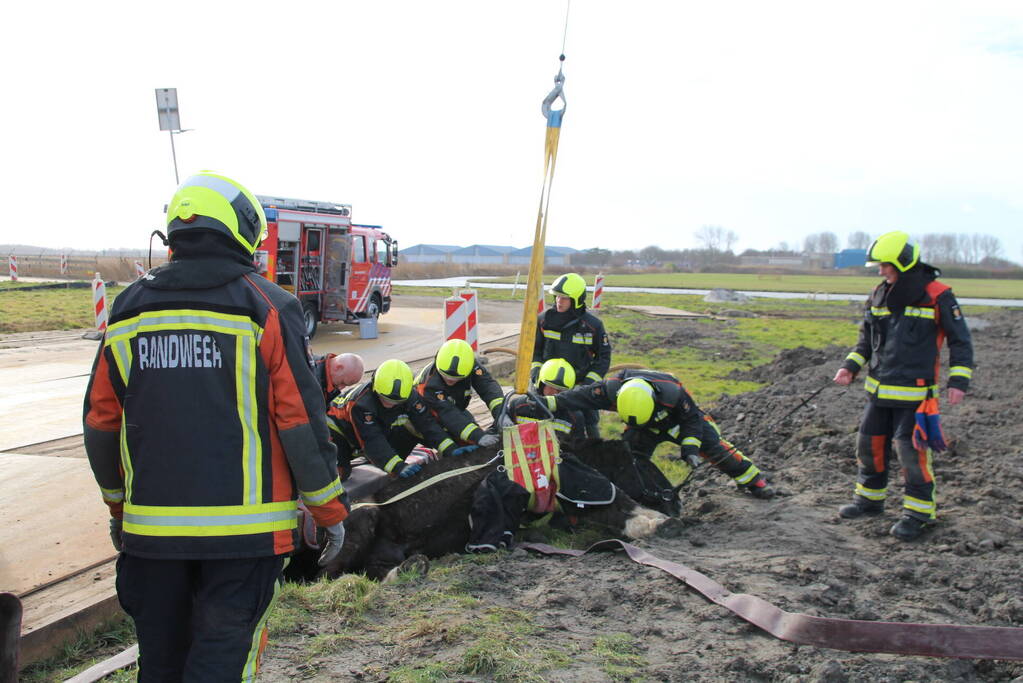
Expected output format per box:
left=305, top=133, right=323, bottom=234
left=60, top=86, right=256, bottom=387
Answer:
left=7, top=255, right=16, bottom=282
left=592, top=272, right=604, bottom=310
left=92, top=272, right=108, bottom=333
left=134, top=260, right=146, bottom=280
left=458, top=289, right=479, bottom=351
left=60, top=253, right=68, bottom=275
left=444, top=296, right=467, bottom=343
left=537, top=284, right=546, bottom=315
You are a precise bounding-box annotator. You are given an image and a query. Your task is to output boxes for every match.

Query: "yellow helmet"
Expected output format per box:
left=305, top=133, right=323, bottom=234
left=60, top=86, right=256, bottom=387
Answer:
left=373, top=359, right=414, bottom=402
left=435, top=339, right=475, bottom=379
left=537, top=358, right=576, bottom=391
left=551, top=273, right=587, bottom=308
left=866, top=231, right=919, bottom=272
left=616, top=378, right=655, bottom=426
left=166, top=172, right=268, bottom=255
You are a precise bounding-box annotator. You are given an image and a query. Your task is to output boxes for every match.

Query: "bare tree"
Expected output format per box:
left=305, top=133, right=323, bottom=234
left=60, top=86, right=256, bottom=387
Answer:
left=803, top=233, right=820, bottom=254
left=724, top=230, right=738, bottom=252
left=694, top=225, right=725, bottom=252
left=847, top=231, right=872, bottom=249
left=976, top=234, right=1003, bottom=261
left=818, top=231, right=839, bottom=254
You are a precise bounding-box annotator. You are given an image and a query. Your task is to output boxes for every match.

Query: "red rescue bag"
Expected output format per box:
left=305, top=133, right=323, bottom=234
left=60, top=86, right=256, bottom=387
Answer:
left=502, top=420, right=560, bottom=514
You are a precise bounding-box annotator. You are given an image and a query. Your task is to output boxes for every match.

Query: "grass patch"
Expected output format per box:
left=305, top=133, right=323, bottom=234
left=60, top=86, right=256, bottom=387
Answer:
left=0, top=285, right=125, bottom=333
left=19, top=615, right=137, bottom=683
left=594, top=633, right=647, bottom=682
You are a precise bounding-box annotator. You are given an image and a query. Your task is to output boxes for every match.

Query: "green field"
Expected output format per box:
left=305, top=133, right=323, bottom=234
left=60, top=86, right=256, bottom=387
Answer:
left=484, top=272, right=1023, bottom=299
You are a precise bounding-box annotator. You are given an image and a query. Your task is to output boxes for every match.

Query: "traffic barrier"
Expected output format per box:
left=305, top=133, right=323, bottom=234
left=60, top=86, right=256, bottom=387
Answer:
left=7, top=255, right=16, bottom=282
left=458, top=289, right=479, bottom=351
left=593, top=272, right=604, bottom=310
left=537, top=285, right=546, bottom=315
left=444, top=296, right=467, bottom=342
left=60, top=253, right=68, bottom=275
left=134, top=260, right=145, bottom=280
left=83, top=272, right=109, bottom=340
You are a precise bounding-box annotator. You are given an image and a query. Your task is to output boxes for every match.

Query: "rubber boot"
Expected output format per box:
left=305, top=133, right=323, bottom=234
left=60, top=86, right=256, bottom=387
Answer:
left=890, top=515, right=928, bottom=541
left=744, top=476, right=775, bottom=500
left=838, top=500, right=884, bottom=519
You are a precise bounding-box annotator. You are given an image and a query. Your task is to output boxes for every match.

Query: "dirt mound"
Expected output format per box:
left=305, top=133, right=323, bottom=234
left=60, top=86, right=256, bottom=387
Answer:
left=263, top=309, right=1023, bottom=681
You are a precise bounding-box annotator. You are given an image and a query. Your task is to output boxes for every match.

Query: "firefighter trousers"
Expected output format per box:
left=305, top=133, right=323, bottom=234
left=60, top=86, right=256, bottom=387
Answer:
left=852, top=402, right=936, bottom=520
left=116, top=553, right=285, bottom=683
left=627, top=416, right=762, bottom=487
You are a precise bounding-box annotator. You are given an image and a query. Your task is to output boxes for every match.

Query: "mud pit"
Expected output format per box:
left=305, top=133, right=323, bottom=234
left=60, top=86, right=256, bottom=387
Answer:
left=262, top=310, right=1023, bottom=682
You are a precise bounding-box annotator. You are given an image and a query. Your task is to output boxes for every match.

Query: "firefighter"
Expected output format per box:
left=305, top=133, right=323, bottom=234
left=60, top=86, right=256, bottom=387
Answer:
left=327, top=358, right=457, bottom=479
left=531, top=272, right=612, bottom=438
left=508, top=358, right=586, bottom=441
left=833, top=231, right=973, bottom=541
left=527, top=368, right=775, bottom=499
left=415, top=339, right=503, bottom=449
left=83, top=172, right=348, bottom=681
left=311, top=352, right=365, bottom=406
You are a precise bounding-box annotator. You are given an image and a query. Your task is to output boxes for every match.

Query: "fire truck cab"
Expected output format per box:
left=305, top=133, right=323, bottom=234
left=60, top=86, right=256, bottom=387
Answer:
left=255, top=195, right=397, bottom=338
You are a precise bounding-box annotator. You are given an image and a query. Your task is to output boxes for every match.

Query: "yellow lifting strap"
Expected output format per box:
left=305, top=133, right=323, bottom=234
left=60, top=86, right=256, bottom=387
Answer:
left=514, top=61, right=567, bottom=394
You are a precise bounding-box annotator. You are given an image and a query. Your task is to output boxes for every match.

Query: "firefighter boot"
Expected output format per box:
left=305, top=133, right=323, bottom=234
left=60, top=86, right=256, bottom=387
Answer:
left=838, top=500, right=884, bottom=519
left=890, top=515, right=928, bottom=541
left=744, top=476, right=775, bottom=500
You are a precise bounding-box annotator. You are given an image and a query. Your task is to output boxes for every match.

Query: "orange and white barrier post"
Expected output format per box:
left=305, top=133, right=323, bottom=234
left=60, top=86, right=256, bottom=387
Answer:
left=60, top=253, right=68, bottom=276
left=92, top=272, right=108, bottom=333
left=8, top=255, right=17, bottom=282
left=537, top=284, right=546, bottom=315
left=444, top=295, right=467, bottom=343
left=134, top=260, right=146, bottom=280
left=458, top=289, right=479, bottom=351
left=592, top=272, right=604, bottom=310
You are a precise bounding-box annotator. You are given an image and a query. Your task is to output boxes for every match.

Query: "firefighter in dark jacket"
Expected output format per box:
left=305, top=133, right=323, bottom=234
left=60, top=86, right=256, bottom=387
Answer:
left=510, top=358, right=586, bottom=441
left=83, top=173, right=349, bottom=682
left=833, top=231, right=973, bottom=541
left=532, top=272, right=611, bottom=438
left=327, top=359, right=457, bottom=479
left=415, top=339, right=503, bottom=449
left=536, top=368, right=775, bottom=498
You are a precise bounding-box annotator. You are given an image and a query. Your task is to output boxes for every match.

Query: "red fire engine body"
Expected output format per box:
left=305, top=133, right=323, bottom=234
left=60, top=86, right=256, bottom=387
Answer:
left=254, top=195, right=397, bottom=338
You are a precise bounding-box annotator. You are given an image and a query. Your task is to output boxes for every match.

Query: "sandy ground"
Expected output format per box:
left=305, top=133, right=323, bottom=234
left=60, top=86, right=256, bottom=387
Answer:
left=262, top=307, right=1023, bottom=682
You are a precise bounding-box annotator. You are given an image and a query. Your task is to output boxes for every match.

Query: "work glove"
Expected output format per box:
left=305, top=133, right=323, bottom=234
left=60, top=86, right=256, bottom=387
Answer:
left=317, top=522, right=346, bottom=567
left=398, top=461, right=423, bottom=478
left=109, top=517, right=123, bottom=552
left=684, top=453, right=703, bottom=470
left=451, top=444, right=480, bottom=456
left=477, top=433, right=500, bottom=448
left=912, top=397, right=947, bottom=452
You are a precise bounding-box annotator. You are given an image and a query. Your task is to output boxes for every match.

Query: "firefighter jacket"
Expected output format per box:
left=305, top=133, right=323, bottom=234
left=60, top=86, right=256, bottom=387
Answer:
left=415, top=360, right=504, bottom=444
left=531, top=306, right=612, bottom=385
left=547, top=369, right=705, bottom=460
left=512, top=392, right=584, bottom=440
left=311, top=352, right=341, bottom=407
left=326, top=382, right=456, bottom=473
left=83, top=236, right=347, bottom=561
left=841, top=266, right=973, bottom=407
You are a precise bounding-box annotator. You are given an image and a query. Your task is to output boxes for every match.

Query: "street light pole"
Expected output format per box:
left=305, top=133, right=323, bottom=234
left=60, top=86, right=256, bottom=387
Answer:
left=155, top=88, right=185, bottom=186
left=168, top=127, right=179, bottom=185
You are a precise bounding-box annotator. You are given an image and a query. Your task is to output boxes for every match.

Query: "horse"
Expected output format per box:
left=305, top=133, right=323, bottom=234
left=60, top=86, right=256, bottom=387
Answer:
left=288, top=439, right=683, bottom=582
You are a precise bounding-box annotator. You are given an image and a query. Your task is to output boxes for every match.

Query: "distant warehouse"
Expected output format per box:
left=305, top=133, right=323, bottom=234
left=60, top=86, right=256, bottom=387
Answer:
left=400, top=244, right=578, bottom=266
left=834, top=249, right=868, bottom=269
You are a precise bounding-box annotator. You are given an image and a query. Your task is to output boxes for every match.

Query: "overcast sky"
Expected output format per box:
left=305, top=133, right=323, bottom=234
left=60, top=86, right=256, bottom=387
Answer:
left=3, top=1, right=1022, bottom=263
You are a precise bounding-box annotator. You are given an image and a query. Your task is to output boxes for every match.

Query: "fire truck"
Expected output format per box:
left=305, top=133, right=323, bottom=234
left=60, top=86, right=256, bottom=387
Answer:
left=254, top=195, right=398, bottom=338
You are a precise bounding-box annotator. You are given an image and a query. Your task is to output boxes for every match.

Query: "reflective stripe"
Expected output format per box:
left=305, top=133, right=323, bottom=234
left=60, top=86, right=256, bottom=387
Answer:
left=300, top=477, right=344, bottom=507
left=100, top=486, right=124, bottom=503
left=487, top=396, right=503, bottom=411
left=666, top=425, right=680, bottom=439
left=242, top=571, right=280, bottom=680
left=106, top=310, right=262, bottom=344
left=123, top=501, right=297, bottom=537
left=870, top=307, right=891, bottom=317
left=682, top=436, right=700, bottom=448
left=904, top=307, right=935, bottom=320
left=545, top=396, right=558, bottom=412
left=237, top=335, right=262, bottom=505
left=903, top=495, right=936, bottom=517
left=949, top=366, right=972, bottom=379
left=551, top=419, right=571, bottom=433
left=571, top=333, right=593, bottom=345
left=391, top=415, right=410, bottom=428
left=542, top=330, right=560, bottom=340
left=120, top=421, right=134, bottom=500
left=733, top=463, right=760, bottom=485
left=531, top=361, right=542, bottom=370
left=863, top=377, right=936, bottom=402
left=585, top=371, right=601, bottom=382
left=855, top=483, right=887, bottom=501
left=438, top=438, right=455, bottom=453
left=459, top=423, right=477, bottom=441
left=384, top=455, right=403, bottom=473
left=846, top=352, right=865, bottom=367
